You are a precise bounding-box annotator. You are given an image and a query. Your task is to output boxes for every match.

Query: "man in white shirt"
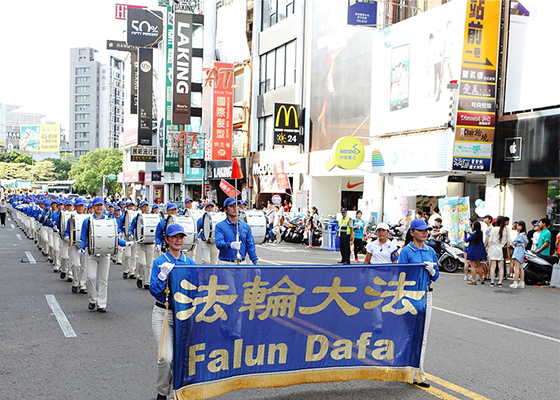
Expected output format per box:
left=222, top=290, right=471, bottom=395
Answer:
left=364, top=222, right=399, bottom=264
left=428, top=207, right=441, bottom=228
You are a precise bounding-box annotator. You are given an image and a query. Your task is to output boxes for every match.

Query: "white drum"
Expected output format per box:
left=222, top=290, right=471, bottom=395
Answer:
left=134, top=213, right=161, bottom=244
left=201, top=212, right=227, bottom=244
left=243, top=210, right=267, bottom=244
left=70, top=214, right=90, bottom=247
left=166, top=215, right=197, bottom=251
left=190, top=209, right=205, bottom=222
left=58, top=211, right=72, bottom=239
left=88, top=218, right=118, bottom=256
left=123, top=210, right=139, bottom=234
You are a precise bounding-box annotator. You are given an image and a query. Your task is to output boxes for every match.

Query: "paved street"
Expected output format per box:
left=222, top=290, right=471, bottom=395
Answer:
left=1, top=213, right=559, bottom=400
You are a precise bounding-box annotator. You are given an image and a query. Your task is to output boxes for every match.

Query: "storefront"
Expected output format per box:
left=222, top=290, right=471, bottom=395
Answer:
left=118, top=171, right=145, bottom=202
left=206, top=159, right=247, bottom=208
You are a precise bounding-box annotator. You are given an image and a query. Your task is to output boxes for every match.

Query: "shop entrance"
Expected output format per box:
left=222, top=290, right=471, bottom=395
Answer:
left=341, top=191, right=362, bottom=211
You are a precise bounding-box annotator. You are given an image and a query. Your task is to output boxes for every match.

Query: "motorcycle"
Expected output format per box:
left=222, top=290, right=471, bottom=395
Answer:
left=523, top=251, right=556, bottom=285
left=433, top=234, right=465, bottom=273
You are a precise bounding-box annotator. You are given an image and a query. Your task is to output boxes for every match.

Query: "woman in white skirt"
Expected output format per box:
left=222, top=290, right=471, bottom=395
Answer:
left=485, top=215, right=508, bottom=287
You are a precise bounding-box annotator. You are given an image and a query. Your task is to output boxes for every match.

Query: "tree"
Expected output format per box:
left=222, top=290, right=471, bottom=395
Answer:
left=44, top=157, right=72, bottom=180
left=69, top=148, right=123, bottom=196
left=0, top=151, right=32, bottom=165
left=0, top=160, right=57, bottom=181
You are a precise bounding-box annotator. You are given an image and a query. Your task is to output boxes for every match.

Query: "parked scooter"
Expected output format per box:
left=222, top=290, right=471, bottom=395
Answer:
left=523, top=251, right=556, bottom=285
left=433, top=234, right=465, bottom=273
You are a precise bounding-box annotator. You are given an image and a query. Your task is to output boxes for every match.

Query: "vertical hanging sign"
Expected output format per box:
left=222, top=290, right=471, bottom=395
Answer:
left=209, top=62, right=234, bottom=161
left=131, top=50, right=138, bottom=114
left=453, top=0, right=501, bottom=172
left=164, top=8, right=180, bottom=172
left=137, top=47, right=153, bottom=146
left=172, top=12, right=193, bottom=125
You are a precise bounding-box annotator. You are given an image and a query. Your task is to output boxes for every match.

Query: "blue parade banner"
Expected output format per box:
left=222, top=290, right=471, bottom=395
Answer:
left=168, top=264, right=429, bottom=400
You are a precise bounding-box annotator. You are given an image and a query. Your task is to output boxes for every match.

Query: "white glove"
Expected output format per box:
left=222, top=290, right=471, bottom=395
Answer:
left=118, top=232, right=123, bottom=239
left=158, top=262, right=175, bottom=281
left=424, top=261, right=437, bottom=277
left=53, top=226, right=58, bottom=233
left=126, top=241, right=134, bottom=247
left=155, top=244, right=161, bottom=252
left=128, top=234, right=135, bottom=241
left=230, top=241, right=241, bottom=250
left=78, top=248, right=86, bottom=255
left=64, top=236, right=70, bottom=242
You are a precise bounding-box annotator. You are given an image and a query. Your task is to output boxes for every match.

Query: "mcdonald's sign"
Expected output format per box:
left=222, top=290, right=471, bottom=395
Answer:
left=274, top=103, right=302, bottom=146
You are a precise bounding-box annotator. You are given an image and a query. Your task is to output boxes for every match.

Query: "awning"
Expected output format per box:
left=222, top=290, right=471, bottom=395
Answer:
left=392, top=176, right=447, bottom=197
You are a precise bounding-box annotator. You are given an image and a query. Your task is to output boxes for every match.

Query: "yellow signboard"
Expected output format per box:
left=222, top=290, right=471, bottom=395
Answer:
left=460, top=0, right=501, bottom=70
left=326, top=136, right=365, bottom=171
left=19, top=124, right=60, bottom=152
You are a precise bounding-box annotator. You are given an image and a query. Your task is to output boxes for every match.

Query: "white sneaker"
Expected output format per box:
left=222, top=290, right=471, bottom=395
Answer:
left=518, top=281, right=525, bottom=288
left=510, top=282, right=518, bottom=289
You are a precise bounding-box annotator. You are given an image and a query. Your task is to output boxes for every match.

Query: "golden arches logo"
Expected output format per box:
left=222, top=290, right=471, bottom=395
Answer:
left=275, top=105, right=299, bottom=129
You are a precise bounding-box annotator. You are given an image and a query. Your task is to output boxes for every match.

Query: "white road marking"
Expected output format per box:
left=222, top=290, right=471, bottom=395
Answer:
left=433, top=306, right=560, bottom=344
left=25, top=251, right=36, bottom=264
left=16, top=233, right=22, bottom=241
left=45, top=295, right=77, bottom=338
left=11, top=224, right=15, bottom=229
left=258, top=257, right=279, bottom=265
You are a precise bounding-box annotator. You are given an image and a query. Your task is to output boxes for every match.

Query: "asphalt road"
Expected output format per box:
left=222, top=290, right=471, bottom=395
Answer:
left=1, top=213, right=559, bottom=400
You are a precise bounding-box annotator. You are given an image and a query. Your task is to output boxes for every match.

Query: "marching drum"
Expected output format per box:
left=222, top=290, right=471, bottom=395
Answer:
left=201, top=212, right=227, bottom=244
left=58, top=211, right=72, bottom=239
left=88, top=218, right=118, bottom=256
left=166, top=215, right=197, bottom=251
left=134, top=213, right=160, bottom=244
left=70, top=214, right=90, bottom=247
left=242, top=210, right=267, bottom=244
left=123, top=210, right=139, bottom=234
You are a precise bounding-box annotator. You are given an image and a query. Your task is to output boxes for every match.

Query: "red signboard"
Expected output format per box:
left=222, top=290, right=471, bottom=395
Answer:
left=456, top=111, right=495, bottom=128
left=219, top=179, right=241, bottom=198
left=209, top=62, right=234, bottom=161
left=115, top=4, right=147, bottom=20
left=273, top=161, right=291, bottom=190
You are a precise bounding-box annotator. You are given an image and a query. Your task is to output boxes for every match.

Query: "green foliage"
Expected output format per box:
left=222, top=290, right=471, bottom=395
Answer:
left=69, top=148, right=123, bottom=196
left=44, top=157, right=72, bottom=180
left=0, top=160, right=57, bottom=181
left=0, top=151, right=33, bottom=165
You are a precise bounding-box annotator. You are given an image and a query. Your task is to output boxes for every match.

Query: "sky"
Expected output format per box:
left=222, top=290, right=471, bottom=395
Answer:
left=0, top=0, right=161, bottom=132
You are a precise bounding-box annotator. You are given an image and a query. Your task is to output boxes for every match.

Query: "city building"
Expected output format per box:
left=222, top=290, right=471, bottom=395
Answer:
left=0, top=103, right=44, bottom=151
left=69, top=47, right=125, bottom=158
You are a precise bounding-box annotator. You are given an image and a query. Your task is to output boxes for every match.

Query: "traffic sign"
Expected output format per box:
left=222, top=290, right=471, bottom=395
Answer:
left=108, top=174, right=117, bottom=180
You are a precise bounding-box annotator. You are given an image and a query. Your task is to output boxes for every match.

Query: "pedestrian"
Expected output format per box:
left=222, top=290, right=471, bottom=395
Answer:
left=510, top=220, right=528, bottom=289
left=149, top=224, right=196, bottom=400
left=486, top=215, right=508, bottom=287
left=353, top=210, right=365, bottom=262
left=398, top=218, right=439, bottom=388
left=79, top=197, right=129, bottom=313
left=0, top=198, right=7, bottom=226
left=428, top=207, right=441, bottom=227
left=273, top=205, right=283, bottom=243
left=482, top=215, right=493, bottom=280
left=535, top=218, right=552, bottom=256
left=363, top=222, right=399, bottom=264
left=215, top=197, right=258, bottom=265
left=465, top=221, right=486, bottom=285
left=337, top=208, right=353, bottom=264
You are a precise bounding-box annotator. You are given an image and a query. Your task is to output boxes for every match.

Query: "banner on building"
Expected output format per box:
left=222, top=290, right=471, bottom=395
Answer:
left=453, top=0, right=501, bottom=171
left=438, top=196, right=470, bottom=245
left=168, top=263, right=429, bottom=400
left=127, top=8, right=163, bottom=48
left=219, top=179, right=240, bottom=198
left=273, top=161, right=291, bottom=190
left=207, top=62, right=234, bottom=161
left=164, top=8, right=181, bottom=173
left=137, top=47, right=153, bottom=146
left=131, top=146, right=157, bottom=162
left=348, top=0, right=378, bottom=26
left=106, top=40, right=139, bottom=114
left=19, top=124, right=60, bottom=152
left=172, top=12, right=194, bottom=125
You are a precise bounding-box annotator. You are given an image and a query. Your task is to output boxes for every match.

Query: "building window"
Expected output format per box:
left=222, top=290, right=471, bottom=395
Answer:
left=386, top=0, right=450, bottom=25
left=75, top=122, right=89, bottom=130
left=75, top=104, right=90, bottom=111
left=262, top=0, right=296, bottom=30
left=259, top=40, right=297, bottom=95
left=257, top=115, right=274, bottom=151
left=75, top=85, right=89, bottom=93
left=76, top=113, right=89, bottom=120
left=76, top=67, right=90, bottom=75
left=76, top=76, right=90, bottom=84
left=75, top=95, right=90, bottom=103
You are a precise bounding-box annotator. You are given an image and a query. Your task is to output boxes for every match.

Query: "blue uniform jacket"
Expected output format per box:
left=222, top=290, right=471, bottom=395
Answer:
left=398, top=242, right=439, bottom=282
left=80, top=214, right=127, bottom=251
left=149, top=252, right=196, bottom=304
left=155, top=219, right=166, bottom=246
left=214, top=218, right=258, bottom=264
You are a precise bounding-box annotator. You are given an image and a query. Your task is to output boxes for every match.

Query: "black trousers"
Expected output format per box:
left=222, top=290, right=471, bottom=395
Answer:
left=339, top=235, right=351, bottom=263
left=0, top=212, right=5, bottom=226
left=354, top=238, right=364, bottom=258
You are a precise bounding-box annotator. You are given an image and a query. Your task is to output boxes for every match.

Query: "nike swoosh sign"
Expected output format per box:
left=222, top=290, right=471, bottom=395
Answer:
left=288, top=161, right=301, bottom=166
left=347, top=181, right=363, bottom=189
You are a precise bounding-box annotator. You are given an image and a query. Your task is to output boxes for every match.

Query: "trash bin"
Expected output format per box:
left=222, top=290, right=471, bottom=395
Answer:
left=321, top=229, right=330, bottom=249
left=328, top=220, right=340, bottom=251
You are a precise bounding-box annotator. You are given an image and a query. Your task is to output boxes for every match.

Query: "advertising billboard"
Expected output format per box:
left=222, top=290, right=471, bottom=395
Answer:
left=309, top=0, right=372, bottom=152
left=19, top=124, right=60, bottom=152
left=370, top=0, right=464, bottom=136
left=209, top=62, right=234, bottom=161
left=126, top=8, right=163, bottom=48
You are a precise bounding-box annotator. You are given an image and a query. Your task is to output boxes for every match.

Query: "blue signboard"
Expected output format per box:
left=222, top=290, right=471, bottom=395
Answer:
left=167, top=263, right=429, bottom=399
left=348, top=0, right=378, bottom=26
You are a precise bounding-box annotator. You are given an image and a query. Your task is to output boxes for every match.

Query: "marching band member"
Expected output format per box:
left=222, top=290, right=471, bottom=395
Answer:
left=66, top=198, right=88, bottom=294
left=79, top=197, right=129, bottom=313
left=122, top=201, right=138, bottom=279
left=149, top=224, right=196, bottom=400
left=128, top=200, right=157, bottom=289
left=45, top=199, right=58, bottom=269
left=154, top=203, right=178, bottom=257
left=195, top=202, right=219, bottom=264
left=179, top=197, right=192, bottom=217
left=58, top=199, right=74, bottom=282
left=113, top=206, right=124, bottom=265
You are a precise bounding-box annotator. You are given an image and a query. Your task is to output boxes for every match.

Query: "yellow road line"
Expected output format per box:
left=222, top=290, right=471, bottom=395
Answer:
left=416, top=384, right=463, bottom=400
left=426, top=373, right=492, bottom=400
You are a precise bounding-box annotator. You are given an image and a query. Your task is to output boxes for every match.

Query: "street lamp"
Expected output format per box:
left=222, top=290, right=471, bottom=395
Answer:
left=102, top=174, right=117, bottom=197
